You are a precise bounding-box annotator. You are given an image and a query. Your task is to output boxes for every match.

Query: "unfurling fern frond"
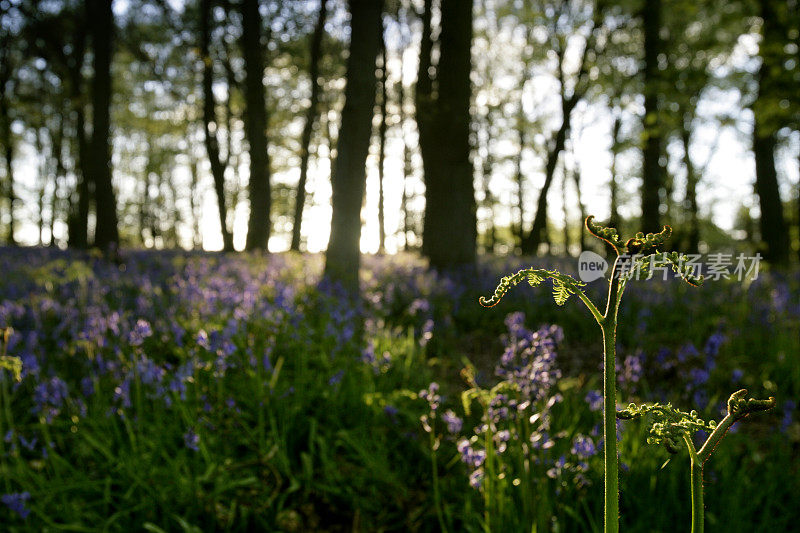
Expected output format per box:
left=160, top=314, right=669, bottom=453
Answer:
left=479, top=269, right=585, bottom=308
left=630, top=251, right=705, bottom=287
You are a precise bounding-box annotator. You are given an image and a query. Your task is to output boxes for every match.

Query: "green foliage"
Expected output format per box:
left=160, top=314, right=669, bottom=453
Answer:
left=478, top=268, right=586, bottom=308
left=617, top=401, right=716, bottom=454
left=0, top=327, right=21, bottom=382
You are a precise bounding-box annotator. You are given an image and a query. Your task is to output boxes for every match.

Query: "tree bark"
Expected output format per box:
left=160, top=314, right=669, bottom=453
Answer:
left=514, top=115, right=525, bottom=248
left=609, top=112, right=621, bottom=230
left=680, top=113, right=700, bottom=253
left=520, top=97, right=575, bottom=255
left=640, top=0, right=665, bottom=233
left=189, top=151, right=201, bottom=250
left=200, top=0, right=234, bottom=251
left=415, top=0, right=435, bottom=258
left=751, top=0, right=790, bottom=264
left=561, top=163, right=570, bottom=255
left=291, top=0, right=328, bottom=252
left=242, top=0, right=272, bottom=252
left=49, top=110, right=65, bottom=247
left=572, top=157, right=586, bottom=252
left=324, top=0, right=384, bottom=290
left=0, top=36, right=15, bottom=246
left=87, top=0, right=119, bottom=251
left=399, top=44, right=413, bottom=251
left=376, top=33, right=388, bottom=254
left=417, top=0, right=476, bottom=269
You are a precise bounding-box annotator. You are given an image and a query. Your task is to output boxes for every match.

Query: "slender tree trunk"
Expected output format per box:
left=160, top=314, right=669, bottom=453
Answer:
left=151, top=160, right=161, bottom=246
left=680, top=113, right=700, bottom=253
left=324, top=0, right=384, bottom=290
left=200, top=0, right=234, bottom=252
left=66, top=28, right=91, bottom=249
left=751, top=0, right=790, bottom=264
left=399, top=49, right=413, bottom=251
left=376, top=33, right=388, bottom=254
left=35, top=125, right=46, bottom=245
left=141, top=137, right=154, bottom=245
left=242, top=0, right=272, bottom=251
left=49, top=111, right=65, bottom=247
left=561, top=162, right=570, bottom=255
left=753, top=122, right=789, bottom=263
left=87, top=0, right=119, bottom=251
left=415, top=0, right=435, bottom=258
left=70, top=103, right=91, bottom=248
left=418, top=0, right=476, bottom=269
left=291, top=0, right=328, bottom=252
left=0, top=51, right=15, bottom=246
left=189, top=151, right=201, bottom=250
left=609, top=112, right=621, bottom=230
left=572, top=160, right=586, bottom=251
left=481, top=107, right=497, bottom=255
left=515, top=117, right=525, bottom=248
left=164, top=169, right=179, bottom=248
left=520, top=99, right=575, bottom=255
left=640, top=0, right=664, bottom=233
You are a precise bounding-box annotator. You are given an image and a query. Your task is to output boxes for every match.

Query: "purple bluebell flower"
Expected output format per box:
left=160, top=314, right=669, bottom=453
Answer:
left=419, top=382, right=440, bottom=412
left=571, top=435, right=597, bottom=459
left=195, top=330, right=210, bottom=350
left=328, top=370, right=344, bottom=386
left=128, top=319, right=153, bottom=346
left=704, top=332, right=726, bottom=357
left=585, top=390, right=603, bottom=411
left=1, top=492, right=30, bottom=519
left=384, top=405, right=399, bottom=423
left=184, top=430, right=200, bottom=451
left=781, top=400, right=796, bottom=433
left=469, top=469, right=484, bottom=489
left=361, top=342, right=376, bottom=365
left=442, top=410, right=463, bottom=433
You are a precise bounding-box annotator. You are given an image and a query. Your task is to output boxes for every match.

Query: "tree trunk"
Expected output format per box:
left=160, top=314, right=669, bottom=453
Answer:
left=609, top=112, right=621, bottom=230
left=481, top=107, right=497, bottom=255
left=69, top=103, right=91, bottom=248
left=514, top=116, right=525, bottom=248
left=561, top=163, right=570, bottom=255
left=49, top=111, right=65, bottom=247
left=66, top=27, right=91, bottom=249
left=1, top=110, right=14, bottom=246
left=753, top=122, right=789, bottom=263
left=520, top=99, right=574, bottom=255
left=189, top=152, right=201, bottom=250
left=418, top=0, right=476, bottom=269
left=751, top=0, right=789, bottom=264
left=399, top=45, right=413, bottom=251
left=0, top=42, right=15, bottom=246
left=324, top=0, right=384, bottom=290
left=87, top=0, right=119, bottom=251
left=242, top=0, right=272, bottom=252
left=35, top=125, right=46, bottom=245
left=680, top=113, right=700, bottom=253
left=376, top=34, right=388, bottom=254
left=640, top=0, right=664, bottom=233
left=291, top=0, right=327, bottom=252
left=572, top=158, right=586, bottom=252
left=415, top=0, right=435, bottom=258
left=200, top=0, right=234, bottom=252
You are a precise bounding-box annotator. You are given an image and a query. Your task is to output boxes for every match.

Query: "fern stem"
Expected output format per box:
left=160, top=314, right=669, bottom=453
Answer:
left=602, top=256, right=622, bottom=533
left=683, top=434, right=704, bottom=533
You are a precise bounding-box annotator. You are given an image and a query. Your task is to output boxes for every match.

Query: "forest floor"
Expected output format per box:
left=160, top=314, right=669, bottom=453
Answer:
left=0, top=246, right=798, bottom=531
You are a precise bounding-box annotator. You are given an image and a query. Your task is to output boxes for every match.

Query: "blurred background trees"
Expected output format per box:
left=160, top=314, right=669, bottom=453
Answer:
left=0, top=0, right=798, bottom=270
